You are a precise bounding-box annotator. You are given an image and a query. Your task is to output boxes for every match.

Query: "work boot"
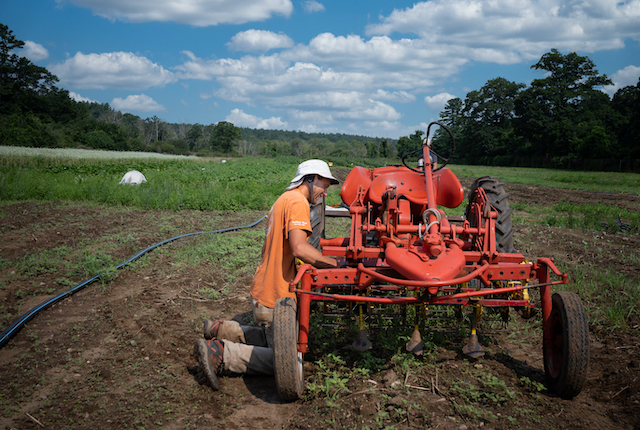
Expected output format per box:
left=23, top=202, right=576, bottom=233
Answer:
left=193, top=338, right=224, bottom=390
left=203, top=319, right=223, bottom=340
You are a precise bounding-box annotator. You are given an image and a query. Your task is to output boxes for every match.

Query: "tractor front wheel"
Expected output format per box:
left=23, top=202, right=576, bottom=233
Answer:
left=273, top=297, right=304, bottom=400
left=543, top=291, right=590, bottom=399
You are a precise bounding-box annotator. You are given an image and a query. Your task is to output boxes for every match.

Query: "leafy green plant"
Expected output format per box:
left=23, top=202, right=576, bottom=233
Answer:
left=520, top=376, right=546, bottom=393
left=306, top=353, right=351, bottom=406
left=451, top=371, right=517, bottom=406
left=197, top=284, right=225, bottom=300
left=17, top=248, right=69, bottom=276
left=454, top=403, right=498, bottom=420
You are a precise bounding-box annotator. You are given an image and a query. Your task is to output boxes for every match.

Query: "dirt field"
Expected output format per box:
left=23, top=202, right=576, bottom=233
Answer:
left=1, top=177, right=639, bottom=430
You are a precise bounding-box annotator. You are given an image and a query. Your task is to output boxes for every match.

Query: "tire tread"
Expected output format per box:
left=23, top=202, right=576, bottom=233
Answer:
left=273, top=297, right=304, bottom=400
left=545, top=291, right=590, bottom=399
left=465, top=176, right=516, bottom=253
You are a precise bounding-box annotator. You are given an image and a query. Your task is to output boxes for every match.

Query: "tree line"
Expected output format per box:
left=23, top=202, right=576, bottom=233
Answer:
left=1, top=23, right=638, bottom=171
left=423, top=49, right=639, bottom=171
left=0, top=23, right=391, bottom=159
left=0, top=21, right=243, bottom=155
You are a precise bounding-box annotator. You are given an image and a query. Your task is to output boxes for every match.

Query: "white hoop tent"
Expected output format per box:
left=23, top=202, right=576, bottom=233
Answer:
left=119, top=170, right=147, bottom=185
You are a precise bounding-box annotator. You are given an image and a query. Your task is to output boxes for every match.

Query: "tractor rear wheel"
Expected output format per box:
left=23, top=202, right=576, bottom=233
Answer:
left=465, top=176, right=515, bottom=253
left=273, top=297, right=304, bottom=400
left=543, top=291, right=590, bottom=399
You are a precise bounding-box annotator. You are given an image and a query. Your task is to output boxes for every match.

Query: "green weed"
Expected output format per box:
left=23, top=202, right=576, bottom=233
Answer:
left=520, top=376, right=547, bottom=393
left=559, top=263, right=640, bottom=330
left=454, top=403, right=498, bottom=420
left=542, top=201, right=639, bottom=233
left=169, top=229, right=263, bottom=292
left=306, top=353, right=351, bottom=405
left=17, top=247, right=71, bottom=276
left=450, top=371, right=517, bottom=406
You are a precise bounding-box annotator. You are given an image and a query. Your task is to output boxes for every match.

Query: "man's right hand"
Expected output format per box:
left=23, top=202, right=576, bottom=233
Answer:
left=289, top=229, right=338, bottom=268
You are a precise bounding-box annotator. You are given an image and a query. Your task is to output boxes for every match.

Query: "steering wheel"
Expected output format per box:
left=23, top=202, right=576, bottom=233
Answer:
left=401, top=121, right=455, bottom=174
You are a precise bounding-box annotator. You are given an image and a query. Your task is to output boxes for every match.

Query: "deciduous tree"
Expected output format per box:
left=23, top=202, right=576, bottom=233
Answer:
left=515, top=49, right=613, bottom=158
left=1, top=24, right=59, bottom=115
left=212, top=121, right=241, bottom=152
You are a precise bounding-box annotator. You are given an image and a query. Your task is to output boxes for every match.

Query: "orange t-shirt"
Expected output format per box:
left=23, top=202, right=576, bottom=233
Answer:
left=250, top=188, right=311, bottom=308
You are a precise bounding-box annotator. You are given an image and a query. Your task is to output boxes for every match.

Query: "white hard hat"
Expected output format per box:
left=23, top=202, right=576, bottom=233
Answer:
left=285, top=159, right=339, bottom=191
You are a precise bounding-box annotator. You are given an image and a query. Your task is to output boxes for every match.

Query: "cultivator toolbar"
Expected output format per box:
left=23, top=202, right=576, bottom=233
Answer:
left=272, top=122, right=589, bottom=402
left=309, top=280, right=534, bottom=336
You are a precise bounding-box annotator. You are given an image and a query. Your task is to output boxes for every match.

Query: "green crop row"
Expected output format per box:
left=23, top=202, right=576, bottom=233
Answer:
left=451, top=164, right=640, bottom=195
left=2, top=147, right=639, bottom=213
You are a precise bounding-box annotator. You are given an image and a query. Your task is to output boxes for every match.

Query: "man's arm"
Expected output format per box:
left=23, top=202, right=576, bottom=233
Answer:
left=288, top=229, right=338, bottom=269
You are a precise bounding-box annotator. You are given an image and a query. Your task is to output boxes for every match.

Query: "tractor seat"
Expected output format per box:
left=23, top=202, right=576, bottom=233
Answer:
left=369, top=169, right=427, bottom=204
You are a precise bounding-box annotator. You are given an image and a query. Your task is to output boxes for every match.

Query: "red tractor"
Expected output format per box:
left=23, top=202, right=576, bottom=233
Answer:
left=272, top=123, right=589, bottom=401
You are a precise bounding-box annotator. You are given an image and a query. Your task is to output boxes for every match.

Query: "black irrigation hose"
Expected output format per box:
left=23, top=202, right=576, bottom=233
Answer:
left=0, top=215, right=267, bottom=350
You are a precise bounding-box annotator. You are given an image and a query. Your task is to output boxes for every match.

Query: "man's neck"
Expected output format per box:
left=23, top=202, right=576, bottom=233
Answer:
left=294, top=184, right=313, bottom=203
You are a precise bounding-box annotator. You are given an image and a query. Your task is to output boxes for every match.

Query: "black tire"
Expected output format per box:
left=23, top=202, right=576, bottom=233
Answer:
left=543, top=291, right=590, bottom=399
left=273, top=297, right=304, bottom=400
left=308, top=196, right=325, bottom=250
left=465, top=176, right=515, bottom=253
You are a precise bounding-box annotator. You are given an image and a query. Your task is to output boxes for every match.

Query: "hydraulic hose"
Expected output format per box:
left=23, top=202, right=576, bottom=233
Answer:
left=0, top=215, right=267, bottom=350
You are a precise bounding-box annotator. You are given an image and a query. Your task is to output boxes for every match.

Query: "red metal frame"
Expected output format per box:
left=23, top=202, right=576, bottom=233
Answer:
left=290, top=145, right=568, bottom=354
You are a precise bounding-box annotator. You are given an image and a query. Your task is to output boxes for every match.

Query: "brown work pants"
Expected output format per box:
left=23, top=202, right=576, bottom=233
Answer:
left=219, top=297, right=274, bottom=375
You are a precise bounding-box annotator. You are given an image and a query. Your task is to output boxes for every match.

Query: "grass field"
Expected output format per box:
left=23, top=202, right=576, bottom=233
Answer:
left=2, top=146, right=639, bottom=213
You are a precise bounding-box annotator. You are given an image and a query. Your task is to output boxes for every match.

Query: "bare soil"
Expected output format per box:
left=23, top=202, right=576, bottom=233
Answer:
left=1, top=178, right=639, bottom=430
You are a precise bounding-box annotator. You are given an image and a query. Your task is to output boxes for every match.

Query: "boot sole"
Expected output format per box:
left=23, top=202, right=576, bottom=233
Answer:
left=193, top=339, right=220, bottom=390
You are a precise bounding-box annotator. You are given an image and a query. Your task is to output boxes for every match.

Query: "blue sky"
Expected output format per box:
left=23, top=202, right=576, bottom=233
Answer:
left=2, top=0, right=639, bottom=139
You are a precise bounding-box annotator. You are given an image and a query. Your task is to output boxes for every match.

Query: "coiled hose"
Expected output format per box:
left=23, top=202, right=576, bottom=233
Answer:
left=0, top=215, right=267, bottom=349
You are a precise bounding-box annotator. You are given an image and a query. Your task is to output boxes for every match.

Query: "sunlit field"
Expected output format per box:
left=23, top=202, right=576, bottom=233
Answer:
left=1, top=147, right=638, bottom=213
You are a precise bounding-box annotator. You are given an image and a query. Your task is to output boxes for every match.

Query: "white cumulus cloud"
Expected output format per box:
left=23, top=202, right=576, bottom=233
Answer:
left=226, top=108, right=287, bottom=129
left=289, top=33, right=465, bottom=87
left=372, top=89, right=416, bottom=103
left=176, top=52, right=290, bottom=81
left=22, top=41, right=49, bottom=61
left=424, top=92, right=456, bottom=113
left=170, top=0, right=640, bottom=137
left=227, top=30, right=294, bottom=52
left=603, top=65, right=640, bottom=95
left=69, top=91, right=96, bottom=103
left=49, top=52, right=176, bottom=90
left=56, top=0, right=293, bottom=26
left=366, top=0, right=640, bottom=63
left=111, top=94, right=166, bottom=112
left=303, top=0, right=325, bottom=13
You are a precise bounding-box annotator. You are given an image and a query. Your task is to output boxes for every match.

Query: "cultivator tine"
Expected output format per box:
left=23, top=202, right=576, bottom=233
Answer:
left=405, top=326, right=425, bottom=355
left=462, top=306, right=485, bottom=359
left=463, top=333, right=485, bottom=358
left=352, top=330, right=373, bottom=351
left=351, top=304, right=372, bottom=352
left=406, top=304, right=425, bottom=354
